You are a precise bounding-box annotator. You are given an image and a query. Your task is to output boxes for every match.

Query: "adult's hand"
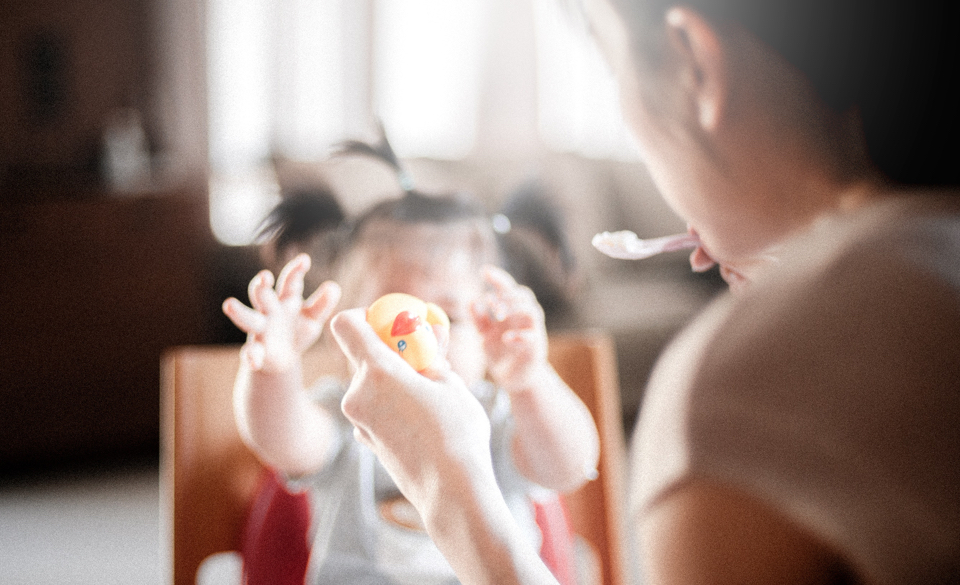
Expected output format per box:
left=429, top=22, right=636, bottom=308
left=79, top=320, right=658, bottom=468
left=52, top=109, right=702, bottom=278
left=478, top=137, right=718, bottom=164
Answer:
left=330, top=308, right=496, bottom=510
left=331, top=308, right=559, bottom=585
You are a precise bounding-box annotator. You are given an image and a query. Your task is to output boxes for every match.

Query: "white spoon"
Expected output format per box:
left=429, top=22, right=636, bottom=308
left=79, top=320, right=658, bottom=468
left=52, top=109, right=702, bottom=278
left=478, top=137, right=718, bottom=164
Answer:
left=592, top=230, right=701, bottom=260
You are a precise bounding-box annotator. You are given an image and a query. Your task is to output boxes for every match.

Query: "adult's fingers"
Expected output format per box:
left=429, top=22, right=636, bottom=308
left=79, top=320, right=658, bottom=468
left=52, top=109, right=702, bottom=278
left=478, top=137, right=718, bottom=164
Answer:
left=276, top=253, right=310, bottom=301
left=432, top=322, right=450, bottom=355
left=303, top=281, right=342, bottom=323
left=222, top=297, right=267, bottom=334
left=332, top=309, right=423, bottom=438
left=329, top=308, right=403, bottom=372
left=352, top=426, right=374, bottom=450
left=417, top=353, right=458, bottom=384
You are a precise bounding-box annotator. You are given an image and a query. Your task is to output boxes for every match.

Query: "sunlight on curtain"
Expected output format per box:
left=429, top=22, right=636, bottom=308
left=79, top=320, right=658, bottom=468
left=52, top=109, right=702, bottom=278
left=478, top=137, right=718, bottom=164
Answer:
left=207, top=0, right=273, bottom=169
left=374, top=0, right=489, bottom=159
left=207, top=0, right=280, bottom=246
left=273, top=0, right=348, bottom=159
left=209, top=167, right=282, bottom=247
left=533, top=0, right=637, bottom=160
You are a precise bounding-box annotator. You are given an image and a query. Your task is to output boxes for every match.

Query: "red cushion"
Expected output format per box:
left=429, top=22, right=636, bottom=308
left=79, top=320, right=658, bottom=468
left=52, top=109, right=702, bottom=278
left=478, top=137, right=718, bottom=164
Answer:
left=240, top=468, right=312, bottom=585
left=241, top=468, right=576, bottom=585
left=534, top=495, right=578, bottom=585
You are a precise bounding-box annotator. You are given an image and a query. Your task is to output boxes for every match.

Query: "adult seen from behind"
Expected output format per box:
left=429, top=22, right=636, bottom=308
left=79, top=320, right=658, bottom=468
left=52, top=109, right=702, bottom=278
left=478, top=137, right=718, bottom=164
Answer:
left=329, top=1, right=960, bottom=584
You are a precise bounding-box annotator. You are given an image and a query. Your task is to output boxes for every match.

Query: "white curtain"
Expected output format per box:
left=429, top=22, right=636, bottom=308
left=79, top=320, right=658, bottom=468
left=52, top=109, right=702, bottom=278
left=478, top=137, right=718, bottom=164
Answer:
left=206, top=0, right=634, bottom=244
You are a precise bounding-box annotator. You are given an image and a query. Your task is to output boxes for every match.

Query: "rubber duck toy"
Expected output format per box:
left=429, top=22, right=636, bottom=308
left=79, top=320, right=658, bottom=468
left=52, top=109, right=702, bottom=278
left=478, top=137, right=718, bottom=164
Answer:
left=366, top=293, right=450, bottom=372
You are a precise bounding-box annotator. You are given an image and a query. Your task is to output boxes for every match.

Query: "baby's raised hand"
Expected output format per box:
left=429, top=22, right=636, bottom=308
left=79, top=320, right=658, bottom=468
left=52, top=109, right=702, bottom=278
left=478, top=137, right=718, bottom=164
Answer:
left=222, top=254, right=342, bottom=373
left=471, top=265, right=549, bottom=391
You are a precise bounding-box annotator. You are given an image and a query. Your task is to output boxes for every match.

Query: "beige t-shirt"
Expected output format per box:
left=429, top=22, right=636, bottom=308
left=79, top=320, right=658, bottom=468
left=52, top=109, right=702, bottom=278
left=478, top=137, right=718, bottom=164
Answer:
left=632, top=195, right=960, bottom=585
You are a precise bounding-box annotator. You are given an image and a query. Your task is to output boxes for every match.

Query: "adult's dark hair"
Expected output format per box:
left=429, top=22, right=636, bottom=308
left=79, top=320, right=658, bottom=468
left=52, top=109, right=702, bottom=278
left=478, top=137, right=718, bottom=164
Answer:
left=609, top=0, right=960, bottom=185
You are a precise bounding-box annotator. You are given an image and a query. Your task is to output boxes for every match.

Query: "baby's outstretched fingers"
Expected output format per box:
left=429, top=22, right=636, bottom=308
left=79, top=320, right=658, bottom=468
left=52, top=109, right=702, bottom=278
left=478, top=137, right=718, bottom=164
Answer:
left=303, top=280, right=342, bottom=324
left=240, top=340, right=267, bottom=370
left=482, top=264, right=520, bottom=293
left=480, top=266, right=543, bottom=322
left=248, top=270, right=279, bottom=314
left=222, top=297, right=267, bottom=334
left=502, top=328, right=535, bottom=346
left=496, top=310, right=537, bottom=332
left=275, top=253, right=310, bottom=302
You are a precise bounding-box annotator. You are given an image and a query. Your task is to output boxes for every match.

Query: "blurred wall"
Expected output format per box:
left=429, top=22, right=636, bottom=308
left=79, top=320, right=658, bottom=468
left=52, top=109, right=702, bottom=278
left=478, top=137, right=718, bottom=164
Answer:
left=0, top=191, right=217, bottom=468
left=0, top=0, right=227, bottom=470
left=1, top=0, right=150, bottom=195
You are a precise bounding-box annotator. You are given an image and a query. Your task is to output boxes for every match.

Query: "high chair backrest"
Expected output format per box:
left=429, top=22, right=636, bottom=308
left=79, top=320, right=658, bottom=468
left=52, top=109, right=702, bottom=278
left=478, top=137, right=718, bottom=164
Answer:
left=162, top=331, right=628, bottom=585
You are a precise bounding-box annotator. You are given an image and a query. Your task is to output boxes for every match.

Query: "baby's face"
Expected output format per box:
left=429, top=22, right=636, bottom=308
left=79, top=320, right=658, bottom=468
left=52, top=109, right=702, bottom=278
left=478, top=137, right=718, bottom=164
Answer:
left=341, top=222, right=491, bottom=387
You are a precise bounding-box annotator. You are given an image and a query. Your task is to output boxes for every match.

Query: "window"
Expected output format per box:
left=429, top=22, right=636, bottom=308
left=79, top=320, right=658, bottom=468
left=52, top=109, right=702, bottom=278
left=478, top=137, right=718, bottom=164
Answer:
left=375, top=0, right=488, bottom=158
left=207, top=0, right=634, bottom=245
left=533, top=0, right=637, bottom=160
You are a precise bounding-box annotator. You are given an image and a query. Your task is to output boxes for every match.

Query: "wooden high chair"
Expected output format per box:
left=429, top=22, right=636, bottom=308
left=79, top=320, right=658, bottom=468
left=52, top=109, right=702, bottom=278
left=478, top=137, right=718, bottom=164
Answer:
left=162, top=332, right=628, bottom=585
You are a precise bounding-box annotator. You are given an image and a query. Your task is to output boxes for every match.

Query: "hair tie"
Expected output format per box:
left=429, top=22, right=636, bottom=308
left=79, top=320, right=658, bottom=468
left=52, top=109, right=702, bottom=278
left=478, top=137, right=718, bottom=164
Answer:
left=491, top=213, right=512, bottom=234
left=397, top=169, right=415, bottom=193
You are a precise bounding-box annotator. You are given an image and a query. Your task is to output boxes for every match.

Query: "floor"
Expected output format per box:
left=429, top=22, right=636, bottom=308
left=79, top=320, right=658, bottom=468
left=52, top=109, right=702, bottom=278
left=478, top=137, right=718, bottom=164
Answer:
left=0, top=458, right=163, bottom=585
left=0, top=457, right=643, bottom=585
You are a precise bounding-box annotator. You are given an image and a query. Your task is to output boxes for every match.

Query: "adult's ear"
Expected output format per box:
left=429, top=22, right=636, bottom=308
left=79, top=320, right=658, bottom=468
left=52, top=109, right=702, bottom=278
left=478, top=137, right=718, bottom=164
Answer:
left=663, top=7, right=728, bottom=133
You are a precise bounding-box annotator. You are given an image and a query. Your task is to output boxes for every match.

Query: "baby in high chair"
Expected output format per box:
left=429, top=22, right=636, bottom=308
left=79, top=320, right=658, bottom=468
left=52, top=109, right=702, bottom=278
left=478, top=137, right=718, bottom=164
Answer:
left=211, top=140, right=599, bottom=585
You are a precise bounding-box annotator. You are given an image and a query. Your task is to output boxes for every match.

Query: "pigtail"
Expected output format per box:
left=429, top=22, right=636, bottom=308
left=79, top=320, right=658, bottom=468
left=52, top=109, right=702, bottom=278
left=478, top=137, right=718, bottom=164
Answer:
left=331, top=121, right=415, bottom=193
left=494, top=179, right=580, bottom=328
left=333, top=123, right=501, bottom=272
left=495, top=179, right=576, bottom=275
left=256, top=184, right=347, bottom=285
left=256, top=185, right=346, bottom=251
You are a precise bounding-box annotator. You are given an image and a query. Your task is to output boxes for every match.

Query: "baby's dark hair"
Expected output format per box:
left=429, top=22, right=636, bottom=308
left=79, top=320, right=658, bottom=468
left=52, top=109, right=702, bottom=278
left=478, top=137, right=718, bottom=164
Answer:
left=257, top=184, right=346, bottom=255
left=255, top=184, right=348, bottom=288
left=349, top=190, right=492, bottom=244
left=332, top=127, right=500, bottom=264
left=332, top=121, right=415, bottom=194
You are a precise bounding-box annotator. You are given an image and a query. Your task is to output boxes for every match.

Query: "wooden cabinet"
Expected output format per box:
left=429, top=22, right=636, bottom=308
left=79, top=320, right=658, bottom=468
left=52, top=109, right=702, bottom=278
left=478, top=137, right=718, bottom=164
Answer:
left=0, top=189, right=220, bottom=468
